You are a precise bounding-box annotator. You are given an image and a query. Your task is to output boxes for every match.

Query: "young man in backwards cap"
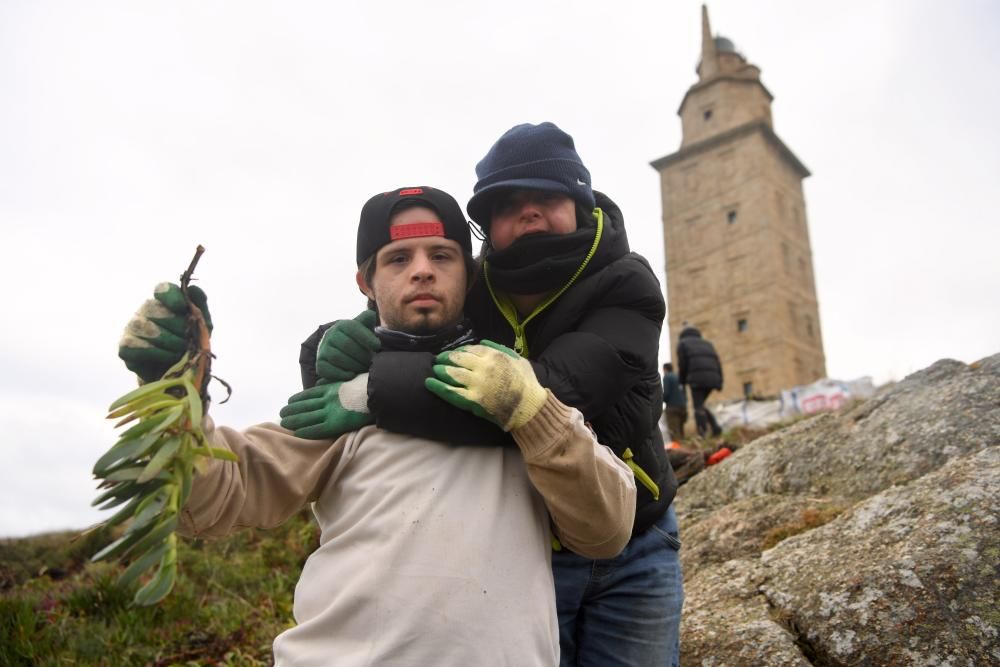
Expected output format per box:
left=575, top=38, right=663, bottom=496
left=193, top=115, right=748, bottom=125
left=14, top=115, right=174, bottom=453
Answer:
left=296, top=124, right=684, bottom=666
left=117, top=185, right=636, bottom=666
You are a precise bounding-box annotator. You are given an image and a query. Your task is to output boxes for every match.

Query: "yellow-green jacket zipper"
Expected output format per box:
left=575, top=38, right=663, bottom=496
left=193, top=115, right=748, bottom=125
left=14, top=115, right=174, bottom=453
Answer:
left=483, top=208, right=605, bottom=358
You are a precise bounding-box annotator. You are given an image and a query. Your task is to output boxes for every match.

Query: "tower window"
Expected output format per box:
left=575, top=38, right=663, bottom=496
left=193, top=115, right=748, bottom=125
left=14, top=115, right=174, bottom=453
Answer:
left=743, top=381, right=754, bottom=398
left=737, top=318, right=748, bottom=332
left=703, top=109, right=713, bottom=121
left=727, top=210, right=738, bottom=224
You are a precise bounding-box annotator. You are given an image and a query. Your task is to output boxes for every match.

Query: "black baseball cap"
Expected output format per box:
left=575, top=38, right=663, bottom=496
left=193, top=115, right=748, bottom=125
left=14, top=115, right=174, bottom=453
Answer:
left=356, top=186, right=472, bottom=265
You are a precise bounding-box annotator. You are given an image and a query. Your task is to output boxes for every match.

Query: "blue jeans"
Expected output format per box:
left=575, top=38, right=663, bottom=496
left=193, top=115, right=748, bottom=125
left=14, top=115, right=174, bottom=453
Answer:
left=553, top=505, right=683, bottom=667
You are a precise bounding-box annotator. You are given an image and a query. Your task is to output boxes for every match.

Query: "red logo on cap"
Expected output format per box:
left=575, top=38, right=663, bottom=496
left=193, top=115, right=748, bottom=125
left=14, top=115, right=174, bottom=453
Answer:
left=390, top=222, right=445, bottom=240
left=399, top=188, right=424, bottom=196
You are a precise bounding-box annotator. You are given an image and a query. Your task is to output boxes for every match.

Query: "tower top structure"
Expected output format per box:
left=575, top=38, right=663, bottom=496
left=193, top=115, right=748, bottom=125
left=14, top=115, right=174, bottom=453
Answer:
left=676, top=4, right=781, bottom=151
left=697, top=4, right=746, bottom=81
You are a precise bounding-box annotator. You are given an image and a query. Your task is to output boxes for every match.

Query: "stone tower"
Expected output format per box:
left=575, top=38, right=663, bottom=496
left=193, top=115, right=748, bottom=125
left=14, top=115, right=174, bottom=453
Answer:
left=650, top=4, right=826, bottom=401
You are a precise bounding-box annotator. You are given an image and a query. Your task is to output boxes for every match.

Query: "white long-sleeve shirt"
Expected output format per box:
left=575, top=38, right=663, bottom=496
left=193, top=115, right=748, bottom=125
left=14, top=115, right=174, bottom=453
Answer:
left=180, top=393, right=635, bottom=666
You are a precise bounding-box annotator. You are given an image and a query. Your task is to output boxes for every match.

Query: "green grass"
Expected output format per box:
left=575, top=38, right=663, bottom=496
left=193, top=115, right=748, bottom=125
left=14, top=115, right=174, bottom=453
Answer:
left=0, top=510, right=318, bottom=666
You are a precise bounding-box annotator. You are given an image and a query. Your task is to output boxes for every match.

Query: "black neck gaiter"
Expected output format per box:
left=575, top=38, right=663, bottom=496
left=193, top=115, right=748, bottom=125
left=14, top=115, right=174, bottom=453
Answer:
left=484, top=226, right=597, bottom=295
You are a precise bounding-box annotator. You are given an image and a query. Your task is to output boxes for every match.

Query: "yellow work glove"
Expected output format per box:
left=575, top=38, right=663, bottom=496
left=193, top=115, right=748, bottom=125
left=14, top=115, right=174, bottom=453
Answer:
left=425, top=340, right=548, bottom=432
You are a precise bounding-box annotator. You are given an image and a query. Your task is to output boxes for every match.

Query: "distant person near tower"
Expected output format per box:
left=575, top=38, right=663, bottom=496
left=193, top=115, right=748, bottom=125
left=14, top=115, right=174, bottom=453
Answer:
left=676, top=324, right=724, bottom=437
left=662, top=362, right=687, bottom=440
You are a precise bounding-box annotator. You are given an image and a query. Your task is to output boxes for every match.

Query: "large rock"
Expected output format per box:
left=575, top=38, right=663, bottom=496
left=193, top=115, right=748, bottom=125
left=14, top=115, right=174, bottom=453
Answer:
left=676, top=354, right=1000, bottom=666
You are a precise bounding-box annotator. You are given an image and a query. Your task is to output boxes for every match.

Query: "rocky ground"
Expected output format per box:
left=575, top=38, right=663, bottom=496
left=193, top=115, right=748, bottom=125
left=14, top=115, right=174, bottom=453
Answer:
left=675, top=354, right=1000, bottom=666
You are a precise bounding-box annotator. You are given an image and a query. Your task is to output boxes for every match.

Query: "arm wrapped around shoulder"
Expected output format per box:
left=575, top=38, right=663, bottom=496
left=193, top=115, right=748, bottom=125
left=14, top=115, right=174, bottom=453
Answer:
left=511, top=394, right=636, bottom=559
left=426, top=340, right=636, bottom=557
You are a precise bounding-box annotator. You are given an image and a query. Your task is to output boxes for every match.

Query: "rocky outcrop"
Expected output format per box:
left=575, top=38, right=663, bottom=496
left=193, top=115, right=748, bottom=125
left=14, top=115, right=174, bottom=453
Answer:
left=676, top=354, right=1000, bottom=666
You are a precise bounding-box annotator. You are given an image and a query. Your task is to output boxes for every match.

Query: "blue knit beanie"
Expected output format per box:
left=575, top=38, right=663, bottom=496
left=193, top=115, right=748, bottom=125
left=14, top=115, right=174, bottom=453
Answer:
left=466, top=122, right=596, bottom=227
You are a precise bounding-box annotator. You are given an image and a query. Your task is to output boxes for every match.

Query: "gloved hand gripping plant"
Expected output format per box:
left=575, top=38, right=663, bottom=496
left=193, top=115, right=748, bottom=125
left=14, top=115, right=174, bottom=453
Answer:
left=90, top=246, right=236, bottom=606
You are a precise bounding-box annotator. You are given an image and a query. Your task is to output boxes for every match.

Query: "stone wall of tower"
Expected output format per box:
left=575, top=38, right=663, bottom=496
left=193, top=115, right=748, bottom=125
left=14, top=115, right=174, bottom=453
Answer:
left=658, top=126, right=826, bottom=401
left=679, top=77, right=772, bottom=148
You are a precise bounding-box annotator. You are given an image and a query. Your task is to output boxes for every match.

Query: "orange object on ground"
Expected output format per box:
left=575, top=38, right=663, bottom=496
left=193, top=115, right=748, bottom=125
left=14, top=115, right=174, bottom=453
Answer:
left=706, top=446, right=733, bottom=466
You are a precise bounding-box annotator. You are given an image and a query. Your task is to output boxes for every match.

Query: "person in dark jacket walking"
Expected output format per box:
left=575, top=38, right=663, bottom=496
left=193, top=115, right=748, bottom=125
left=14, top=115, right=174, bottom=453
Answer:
left=663, top=362, right=688, bottom=440
left=676, top=324, right=724, bottom=437
left=293, top=122, right=683, bottom=667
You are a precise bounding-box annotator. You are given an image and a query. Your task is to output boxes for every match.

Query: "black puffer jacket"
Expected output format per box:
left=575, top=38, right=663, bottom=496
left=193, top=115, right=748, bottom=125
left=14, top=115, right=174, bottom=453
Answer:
left=300, top=192, right=676, bottom=534
left=676, top=326, right=723, bottom=390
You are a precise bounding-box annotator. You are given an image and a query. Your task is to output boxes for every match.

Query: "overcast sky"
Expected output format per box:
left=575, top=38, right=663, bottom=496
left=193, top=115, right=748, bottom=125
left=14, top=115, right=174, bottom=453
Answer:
left=2, top=0, right=998, bottom=538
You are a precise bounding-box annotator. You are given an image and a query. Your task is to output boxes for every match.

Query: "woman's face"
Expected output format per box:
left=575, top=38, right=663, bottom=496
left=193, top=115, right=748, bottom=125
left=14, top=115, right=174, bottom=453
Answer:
left=488, top=190, right=577, bottom=251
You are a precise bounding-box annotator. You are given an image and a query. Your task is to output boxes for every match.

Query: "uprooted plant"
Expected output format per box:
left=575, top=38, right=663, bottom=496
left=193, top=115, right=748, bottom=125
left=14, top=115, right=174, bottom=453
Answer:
left=90, top=246, right=235, bottom=606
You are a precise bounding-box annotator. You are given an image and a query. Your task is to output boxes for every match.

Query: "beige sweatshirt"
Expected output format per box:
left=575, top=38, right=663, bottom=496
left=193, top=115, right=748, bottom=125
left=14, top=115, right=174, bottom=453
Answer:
left=179, top=391, right=635, bottom=666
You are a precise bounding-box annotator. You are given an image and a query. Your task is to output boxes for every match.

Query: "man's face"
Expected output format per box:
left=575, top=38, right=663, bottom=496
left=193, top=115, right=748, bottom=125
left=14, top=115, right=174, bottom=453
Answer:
left=356, top=206, right=467, bottom=335
left=488, top=190, right=577, bottom=251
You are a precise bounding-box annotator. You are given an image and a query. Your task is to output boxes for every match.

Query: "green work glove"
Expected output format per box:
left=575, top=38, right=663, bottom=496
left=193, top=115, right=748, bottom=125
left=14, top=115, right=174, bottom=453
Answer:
left=316, top=310, right=380, bottom=383
left=118, top=282, right=213, bottom=383
left=425, top=340, right=548, bottom=432
left=279, top=373, right=373, bottom=439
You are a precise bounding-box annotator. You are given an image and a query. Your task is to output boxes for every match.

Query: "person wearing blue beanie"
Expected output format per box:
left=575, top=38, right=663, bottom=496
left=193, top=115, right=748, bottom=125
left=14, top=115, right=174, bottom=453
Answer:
left=466, top=121, right=597, bottom=229
left=297, top=122, right=684, bottom=667
left=465, top=121, right=683, bottom=667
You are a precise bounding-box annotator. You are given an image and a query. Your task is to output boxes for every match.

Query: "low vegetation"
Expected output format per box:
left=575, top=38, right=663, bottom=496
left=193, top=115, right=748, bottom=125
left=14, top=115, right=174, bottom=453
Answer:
left=0, top=511, right=318, bottom=666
